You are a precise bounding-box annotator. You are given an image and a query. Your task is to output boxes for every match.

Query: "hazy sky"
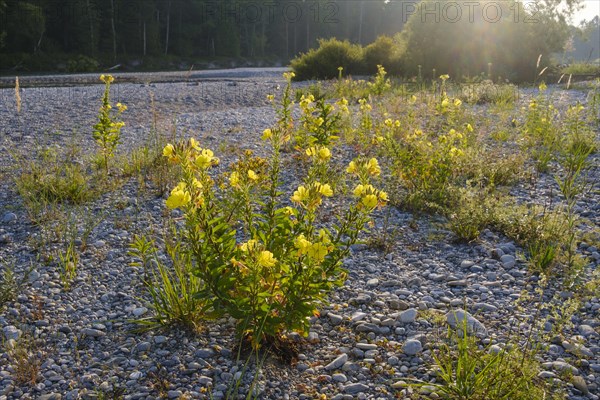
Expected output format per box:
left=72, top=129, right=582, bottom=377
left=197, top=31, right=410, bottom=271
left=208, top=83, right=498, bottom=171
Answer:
left=571, top=0, right=600, bottom=24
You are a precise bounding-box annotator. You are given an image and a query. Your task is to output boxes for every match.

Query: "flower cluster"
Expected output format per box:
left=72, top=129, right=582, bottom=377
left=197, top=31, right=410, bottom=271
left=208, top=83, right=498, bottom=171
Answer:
left=291, top=181, right=334, bottom=210
left=352, top=183, right=388, bottom=210
left=347, top=157, right=382, bottom=180
left=100, top=74, right=115, bottom=84
left=294, top=230, right=334, bottom=263
left=163, top=138, right=219, bottom=210
left=306, top=146, right=331, bottom=162
left=239, top=239, right=277, bottom=268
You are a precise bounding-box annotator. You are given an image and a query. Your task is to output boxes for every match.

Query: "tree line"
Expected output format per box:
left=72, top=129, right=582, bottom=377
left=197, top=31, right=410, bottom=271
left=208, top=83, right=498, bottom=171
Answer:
left=0, top=0, right=593, bottom=73
left=0, top=0, right=416, bottom=62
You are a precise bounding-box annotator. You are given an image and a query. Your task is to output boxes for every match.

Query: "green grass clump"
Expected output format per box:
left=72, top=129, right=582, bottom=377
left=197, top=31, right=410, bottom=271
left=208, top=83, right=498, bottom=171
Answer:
left=13, top=145, right=97, bottom=217
left=0, top=266, right=18, bottom=310
left=130, top=232, right=205, bottom=332
left=459, top=81, right=518, bottom=105
left=423, top=324, right=557, bottom=400
left=561, top=63, right=600, bottom=75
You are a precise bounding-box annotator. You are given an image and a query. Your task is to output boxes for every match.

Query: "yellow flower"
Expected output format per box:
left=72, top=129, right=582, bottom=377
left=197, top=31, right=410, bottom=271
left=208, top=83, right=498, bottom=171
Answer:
left=294, top=234, right=312, bottom=253
left=318, top=147, right=331, bottom=161
left=307, top=242, right=329, bottom=262
left=318, top=183, right=333, bottom=197
left=163, top=143, right=175, bottom=158
left=306, top=147, right=317, bottom=157
left=315, top=117, right=324, bottom=127
left=291, top=186, right=309, bottom=203
left=454, top=99, right=462, bottom=107
left=346, top=161, right=357, bottom=174
left=539, top=82, right=547, bottom=92
left=229, top=171, right=240, bottom=187
left=318, top=229, right=330, bottom=242
left=353, top=184, right=366, bottom=197
left=192, top=178, right=203, bottom=189
left=116, top=103, right=127, bottom=112
left=195, top=149, right=216, bottom=169
left=267, top=94, right=275, bottom=102
left=257, top=250, right=277, bottom=267
left=367, top=158, right=381, bottom=176
left=283, top=71, right=296, bottom=80
left=189, top=138, right=201, bottom=150
left=283, top=206, right=296, bottom=216
left=440, top=74, right=450, bottom=81
left=441, top=98, right=449, bottom=108
left=362, top=194, right=378, bottom=209
left=240, top=239, right=258, bottom=252
left=379, top=191, right=388, bottom=202
left=100, top=74, right=114, bottom=84
left=466, top=123, right=473, bottom=132
left=262, top=129, right=272, bottom=140
left=166, top=183, right=191, bottom=209
left=247, top=170, right=258, bottom=181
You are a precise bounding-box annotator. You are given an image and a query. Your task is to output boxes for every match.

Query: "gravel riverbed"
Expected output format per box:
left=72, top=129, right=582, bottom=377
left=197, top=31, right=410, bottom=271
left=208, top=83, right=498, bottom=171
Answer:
left=0, top=70, right=598, bottom=399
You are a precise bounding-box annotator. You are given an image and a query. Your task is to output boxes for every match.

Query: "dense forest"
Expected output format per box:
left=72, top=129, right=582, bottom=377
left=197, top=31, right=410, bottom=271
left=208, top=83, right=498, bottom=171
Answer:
left=0, top=0, right=414, bottom=70
left=0, top=0, right=596, bottom=73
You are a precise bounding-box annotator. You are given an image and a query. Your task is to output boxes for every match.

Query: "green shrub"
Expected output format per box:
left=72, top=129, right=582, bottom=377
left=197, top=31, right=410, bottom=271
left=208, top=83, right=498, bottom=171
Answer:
left=290, top=35, right=408, bottom=81
left=290, top=38, right=364, bottom=80
left=446, top=187, right=493, bottom=242
left=67, top=55, right=99, bottom=72
left=363, top=35, right=404, bottom=75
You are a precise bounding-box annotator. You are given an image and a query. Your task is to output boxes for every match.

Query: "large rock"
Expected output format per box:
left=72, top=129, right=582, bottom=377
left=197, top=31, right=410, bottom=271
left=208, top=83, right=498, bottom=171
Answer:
left=445, top=310, right=487, bottom=336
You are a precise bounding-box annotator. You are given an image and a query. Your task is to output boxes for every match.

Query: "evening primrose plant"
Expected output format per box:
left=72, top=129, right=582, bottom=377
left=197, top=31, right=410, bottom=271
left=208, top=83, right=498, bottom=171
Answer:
left=382, top=123, right=471, bottom=211
left=161, top=73, right=387, bottom=349
left=93, top=74, right=127, bottom=175
left=520, top=82, right=560, bottom=172
left=295, top=93, right=348, bottom=150
left=367, top=65, right=392, bottom=96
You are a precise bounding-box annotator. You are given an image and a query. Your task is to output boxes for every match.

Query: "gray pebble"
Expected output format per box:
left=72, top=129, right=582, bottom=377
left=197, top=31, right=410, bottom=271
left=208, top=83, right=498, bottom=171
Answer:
left=325, top=353, right=348, bottom=371
left=403, top=339, right=423, bottom=355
